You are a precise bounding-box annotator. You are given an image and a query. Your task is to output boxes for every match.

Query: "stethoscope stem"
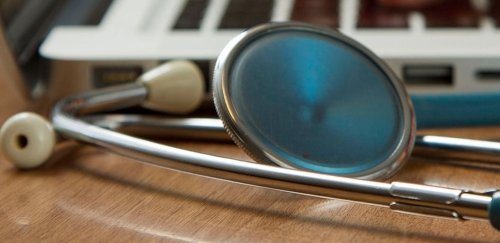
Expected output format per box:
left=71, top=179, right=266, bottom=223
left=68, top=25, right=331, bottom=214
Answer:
left=416, top=135, right=500, bottom=152
left=50, top=81, right=492, bottom=223
left=65, top=83, right=148, bottom=116
left=84, top=114, right=500, bottom=169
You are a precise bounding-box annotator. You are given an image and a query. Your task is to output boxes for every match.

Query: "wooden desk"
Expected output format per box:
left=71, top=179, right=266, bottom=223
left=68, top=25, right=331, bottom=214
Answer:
left=0, top=75, right=499, bottom=242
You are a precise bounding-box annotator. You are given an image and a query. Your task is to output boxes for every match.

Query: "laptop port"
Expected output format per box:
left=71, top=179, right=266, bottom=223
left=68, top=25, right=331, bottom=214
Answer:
left=402, top=65, right=453, bottom=85
left=92, top=66, right=143, bottom=88
left=476, top=69, right=500, bottom=81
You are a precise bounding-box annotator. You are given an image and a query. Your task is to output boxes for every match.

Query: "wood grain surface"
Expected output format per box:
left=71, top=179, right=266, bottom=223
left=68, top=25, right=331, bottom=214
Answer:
left=0, top=68, right=499, bottom=242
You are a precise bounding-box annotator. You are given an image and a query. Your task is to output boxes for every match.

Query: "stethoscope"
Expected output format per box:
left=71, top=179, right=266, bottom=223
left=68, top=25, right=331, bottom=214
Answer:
left=0, top=23, right=499, bottom=230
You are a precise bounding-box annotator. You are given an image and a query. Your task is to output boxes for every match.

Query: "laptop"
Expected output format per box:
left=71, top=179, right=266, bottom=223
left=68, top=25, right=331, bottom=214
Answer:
left=5, top=0, right=500, bottom=127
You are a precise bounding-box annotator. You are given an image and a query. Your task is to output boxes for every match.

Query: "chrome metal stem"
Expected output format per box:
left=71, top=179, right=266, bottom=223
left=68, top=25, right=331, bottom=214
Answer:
left=68, top=83, right=147, bottom=115
left=416, top=135, right=500, bottom=153
left=50, top=84, right=493, bottom=223
left=414, top=135, right=500, bottom=167
left=84, top=115, right=230, bottom=141
left=85, top=115, right=500, bottom=168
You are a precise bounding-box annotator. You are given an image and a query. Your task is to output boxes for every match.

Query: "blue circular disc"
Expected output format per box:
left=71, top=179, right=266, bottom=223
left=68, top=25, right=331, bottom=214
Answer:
left=226, top=29, right=405, bottom=176
left=213, top=23, right=414, bottom=178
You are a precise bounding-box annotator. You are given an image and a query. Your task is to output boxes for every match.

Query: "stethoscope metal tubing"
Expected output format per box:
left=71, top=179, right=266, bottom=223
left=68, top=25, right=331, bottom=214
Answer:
left=51, top=83, right=492, bottom=222
left=416, top=136, right=500, bottom=153
left=72, top=83, right=147, bottom=116
left=84, top=115, right=230, bottom=141
left=84, top=114, right=500, bottom=168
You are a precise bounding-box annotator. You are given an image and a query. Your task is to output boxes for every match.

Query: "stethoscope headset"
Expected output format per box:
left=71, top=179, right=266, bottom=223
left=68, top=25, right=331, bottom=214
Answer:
left=0, top=23, right=499, bottom=230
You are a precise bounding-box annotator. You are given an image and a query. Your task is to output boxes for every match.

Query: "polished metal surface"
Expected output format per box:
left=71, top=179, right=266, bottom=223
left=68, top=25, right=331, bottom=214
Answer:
left=88, top=115, right=500, bottom=155
left=414, top=135, right=500, bottom=168
left=86, top=115, right=500, bottom=169
left=389, top=202, right=462, bottom=220
left=86, top=114, right=500, bottom=175
left=66, top=83, right=147, bottom=116
left=417, top=135, right=500, bottom=152
left=50, top=80, right=493, bottom=224
left=390, top=182, right=463, bottom=203
left=84, top=115, right=229, bottom=141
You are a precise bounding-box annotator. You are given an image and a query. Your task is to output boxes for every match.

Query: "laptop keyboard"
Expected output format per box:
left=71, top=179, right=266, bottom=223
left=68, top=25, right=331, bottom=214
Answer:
left=4, top=0, right=500, bottom=39
left=33, top=0, right=500, bottom=110
left=169, top=0, right=500, bottom=30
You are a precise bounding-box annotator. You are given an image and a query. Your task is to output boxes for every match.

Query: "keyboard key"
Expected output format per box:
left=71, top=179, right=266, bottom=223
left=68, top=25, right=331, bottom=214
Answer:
left=291, top=0, right=339, bottom=28
left=376, top=0, right=444, bottom=9
left=422, top=0, right=480, bottom=28
left=357, top=0, right=409, bottom=28
left=491, top=0, right=500, bottom=27
left=173, top=0, right=209, bottom=30
left=219, top=0, right=273, bottom=29
left=358, top=0, right=481, bottom=28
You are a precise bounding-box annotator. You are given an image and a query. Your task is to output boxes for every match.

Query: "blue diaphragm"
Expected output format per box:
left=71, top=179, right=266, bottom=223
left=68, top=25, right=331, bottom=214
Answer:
left=214, top=23, right=415, bottom=179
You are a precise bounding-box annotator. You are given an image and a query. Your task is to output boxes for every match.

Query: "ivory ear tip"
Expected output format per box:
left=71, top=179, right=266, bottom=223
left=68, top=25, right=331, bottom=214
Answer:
left=0, top=112, right=55, bottom=169
left=138, top=60, right=205, bottom=114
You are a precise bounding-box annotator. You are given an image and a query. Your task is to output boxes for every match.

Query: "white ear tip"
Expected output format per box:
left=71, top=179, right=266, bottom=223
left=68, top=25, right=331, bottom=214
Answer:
left=0, top=112, right=55, bottom=169
left=138, top=60, right=205, bottom=114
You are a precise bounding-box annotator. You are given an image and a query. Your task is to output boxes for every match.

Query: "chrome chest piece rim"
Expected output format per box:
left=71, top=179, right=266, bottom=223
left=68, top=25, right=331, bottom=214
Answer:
left=213, top=22, right=416, bottom=180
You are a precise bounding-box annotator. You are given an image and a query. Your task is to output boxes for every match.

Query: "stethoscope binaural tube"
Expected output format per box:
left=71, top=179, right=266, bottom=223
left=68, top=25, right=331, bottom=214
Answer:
left=0, top=23, right=499, bottom=230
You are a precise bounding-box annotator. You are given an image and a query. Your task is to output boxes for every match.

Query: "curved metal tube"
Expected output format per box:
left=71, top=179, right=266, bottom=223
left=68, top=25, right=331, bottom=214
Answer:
left=51, top=84, right=494, bottom=225
left=84, top=115, right=230, bottom=141
left=83, top=114, right=500, bottom=169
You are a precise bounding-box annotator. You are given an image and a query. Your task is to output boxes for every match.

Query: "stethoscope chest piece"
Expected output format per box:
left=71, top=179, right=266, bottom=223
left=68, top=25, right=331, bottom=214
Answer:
left=213, top=23, right=416, bottom=179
